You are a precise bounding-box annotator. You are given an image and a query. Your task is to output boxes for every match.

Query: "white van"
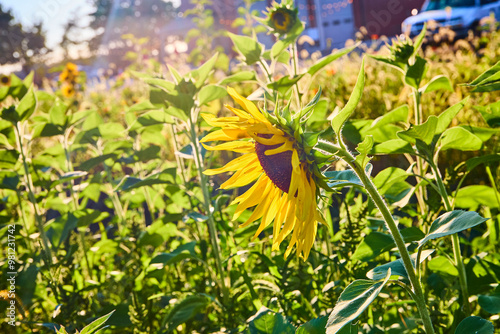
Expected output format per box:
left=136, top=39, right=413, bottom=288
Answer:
left=401, top=0, right=500, bottom=37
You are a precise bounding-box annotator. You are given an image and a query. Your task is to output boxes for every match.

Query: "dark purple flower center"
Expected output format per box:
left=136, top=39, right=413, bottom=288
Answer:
left=255, top=140, right=292, bottom=193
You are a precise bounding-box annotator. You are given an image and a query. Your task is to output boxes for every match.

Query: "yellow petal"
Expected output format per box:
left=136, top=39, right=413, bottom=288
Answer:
left=202, top=141, right=255, bottom=153
left=204, top=153, right=257, bottom=175
left=253, top=186, right=280, bottom=239
left=264, top=139, right=293, bottom=155
left=227, top=87, right=269, bottom=124
left=220, top=163, right=262, bottom=189
left=232, top=175, right=272, bottom=219
left=201, top=128, right=249, bottom=143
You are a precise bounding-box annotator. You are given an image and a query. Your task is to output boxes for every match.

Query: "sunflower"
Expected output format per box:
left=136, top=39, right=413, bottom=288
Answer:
left=59, top=62, right=79, bottom=83
left=201, top=87, right=330, bottom=259
left=0, top=74, right=11, bottom=86
left=261, top=1, right=300, bottom=36
left=61, top=83, right=75, bottom=98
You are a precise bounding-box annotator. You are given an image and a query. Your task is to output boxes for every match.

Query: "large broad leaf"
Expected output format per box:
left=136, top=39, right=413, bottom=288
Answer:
left=190, top=52, right=218, bottom=88
left=428, top=256, right=458, bottom=276
left=267, top=74, right=304, bottom=95
left=370, top=105, right=408, bottom=129
left=228, top=32, right=263, bottom=65
left=247, top=307, right=295, bottom=334
left=352, top=227, right=424, bottom=261
left=439, top=127, right=482, bottom=151
left=478, top=286, right=500, bottom=314
left=404, top=56, right=427, bottom=89
left=326, top=269, right=391, bottom=334
left=325, top=164, right=372, bottom=188
left=164, top=295, right=212, bottom=330
left=436, top=97, right=469, bottom=134
left=466, top=154, right=500, bottom=171
left=307, top=43, right=359, bottom=77
left=331, top=58, right=365, bottom=136
left=467, top=60, right=500, bottom=92
left=79, top=310, right=115, bottom=334
left=454, top=316, right=494, bottom=334
left=373, top=139, right=414, bottom=154
left=219, top=71, right=256, bottom=85
left=198, top=84, right=227, bottom=105
left=296, top=316, right=328, bottom=334
left=150, top=241, right=197, bottom=266
left=373, top=167, right=408, bottom=195
left=421, top=75, right=453, bottom=94
left=418, top=210, right=488, bottom=248
left=16, top=87, right=37, bottom=122
left=474, top=100, right=500, bottom=128
left=397, top=115, right=437, bottom=145
left=116, top=169, right=176, bottom=192
left=455, top=185, right=499, bottom=209
left=367, top=249, right=434, bottom=280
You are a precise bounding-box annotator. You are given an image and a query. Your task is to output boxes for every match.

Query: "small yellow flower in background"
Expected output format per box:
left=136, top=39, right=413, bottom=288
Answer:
left=61, top=83, right=75, bottom=98
left=0, top=74, right=11, bottom=86
left=263, top=1, right=299, bottom=36
left=201, top=87, right=329, bottom=259
left=59, top=62, right=79, bottom=83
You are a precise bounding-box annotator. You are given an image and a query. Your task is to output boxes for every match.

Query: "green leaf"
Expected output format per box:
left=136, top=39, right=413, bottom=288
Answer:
left=404, top=56, right=427, bottom=89
left=198, top=84, right=227, bottom=105
left=474, top=100, right=500, bottom=128
left=331, top=58, right=365, bottom=136
left=0, top=149, right=19, bottom=169
left=373, top=167, right=408, bottom=195
left=370, top=105, right=408, bottom=129
left=49, top=99, right=68, bottom=127
left=128, top=99, right=157, bottom=113
left=326, top=269, right=391, bottom=334
left=165, top=106, right=188, bottom=122
left=267, top=74, right=304, bottom=95
left=50, top=171, right=88, bottom=187
left=80, top=310, right=115, bottom=334
left=228, top=32, right=263, bottom=65
left=367, top=249, right=434, bottom=280
left=77, top=153, right=116, bottom=171
left=190, top=52, right=218, bottom=88
left=164, top=295, right=211, bottom=330
left=219, top=71, right=256, bottom=85
left=131, top=71, right=175, bottom=91
left=150, top=241, right=196, bottom=266
left=117, top=170, right=175, bottom=192
left=421, top=75, right=453, bottom=94
left=436, top=97, right=469, bottom=134
left=455, top=185, right=499, bottom=209
left=466, top=154, right=500, bottom=171
left=353, top=228, right=425, bottom=262
left=248, top=308, right=295, bottom=334
left=296, top=316, right=328, bottom=334
left=307, top=43, right=359, bottom=77
left=373, top=139, right=414, bottom=154
left=460, top=125, right=499, bottom=142
left=418, top=210, right=488, bottom=248
left=412, top=23, right=427, bottom=57
left=355, top=135, right=373, bottom=168
left=16, top=87, right=37, bottom=122
left=439, top=127, right=482, bottom=151
left=397, top=115, right=437, bottom=145
left=467, top=60, right=500, bottom=92
left=325, top=164, right=372, bottom=188
left=478, top=287, right=500, bottom=314
left=428, top=256, right=459, bottom=276
left=454, top=316, right=494, bottom=334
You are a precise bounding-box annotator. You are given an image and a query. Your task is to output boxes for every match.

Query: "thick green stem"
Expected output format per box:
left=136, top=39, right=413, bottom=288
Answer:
left=15, top=123, right=52, bottom=266
left=337, top=148, right=435, bottom=333
left=430, top=162, right=471, bottom=315
left=188, top=118, right=229, bottom=305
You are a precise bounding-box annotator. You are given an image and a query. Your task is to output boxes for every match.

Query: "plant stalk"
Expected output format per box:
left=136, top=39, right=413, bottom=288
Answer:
left=429, top=161, right=471, bottom=315
left=15, top=123, right=52, bottom=266
left=188, top=117, right=229, bottom=305
left=337, top=148, right=435, bottom=333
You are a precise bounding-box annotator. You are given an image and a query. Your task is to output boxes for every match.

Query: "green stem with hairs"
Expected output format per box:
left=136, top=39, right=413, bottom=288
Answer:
left=429, top=161, right=471, bottom=315
left=15, top=122, right=52, bottom=267
left=333, top=146, right=435, bottom=333
left=188, top=116, right=229, bottom=305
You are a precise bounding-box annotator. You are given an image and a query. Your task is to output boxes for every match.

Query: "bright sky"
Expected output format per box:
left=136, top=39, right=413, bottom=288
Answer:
left=0, top=0, right=93, bottom=49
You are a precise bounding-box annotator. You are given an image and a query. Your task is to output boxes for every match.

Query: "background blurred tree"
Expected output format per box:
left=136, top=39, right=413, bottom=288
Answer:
left=0, top=4, right=47, bottom=69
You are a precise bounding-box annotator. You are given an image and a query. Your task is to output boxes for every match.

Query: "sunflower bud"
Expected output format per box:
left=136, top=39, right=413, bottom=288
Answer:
left=263, top=1, right=300, bottom=37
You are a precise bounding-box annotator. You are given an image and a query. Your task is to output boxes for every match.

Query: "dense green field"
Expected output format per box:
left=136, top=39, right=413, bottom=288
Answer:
left=1, top=2, right=499, bottom=333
